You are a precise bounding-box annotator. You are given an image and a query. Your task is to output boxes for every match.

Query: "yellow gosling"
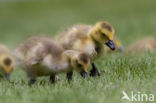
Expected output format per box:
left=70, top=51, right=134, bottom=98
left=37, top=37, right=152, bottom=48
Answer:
left=56, top=21, right=115, bottom=76
left=0, top=44, right=15, bottom=80
left=14, top=36, right=90, bottom=85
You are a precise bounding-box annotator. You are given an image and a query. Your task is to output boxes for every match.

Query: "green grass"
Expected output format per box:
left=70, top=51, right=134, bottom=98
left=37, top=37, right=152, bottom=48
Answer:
left=0, top=0, right=156, bottom=103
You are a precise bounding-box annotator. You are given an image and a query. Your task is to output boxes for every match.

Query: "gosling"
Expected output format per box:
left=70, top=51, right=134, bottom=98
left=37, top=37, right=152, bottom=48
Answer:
left=55, top=21, right=115, bottom=76
left=0, top=44, right=14, bottom=80
left=14, top=36, right=90, bottom=85
left=127, top=37, right=156, bottom=53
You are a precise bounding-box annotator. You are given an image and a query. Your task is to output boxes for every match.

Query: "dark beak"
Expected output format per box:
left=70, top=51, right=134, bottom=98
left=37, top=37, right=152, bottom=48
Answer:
left=105, top=40, right=115, bottom=50
left=5, top=74, right=10, bottom=80
left=80, top=71, right=88, bottom=78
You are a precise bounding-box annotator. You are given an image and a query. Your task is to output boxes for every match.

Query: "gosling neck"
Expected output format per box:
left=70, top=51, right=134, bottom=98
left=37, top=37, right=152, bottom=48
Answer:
left=88, top=32, right=101, bottom=45
left=61, top=53, right=72, bottom=69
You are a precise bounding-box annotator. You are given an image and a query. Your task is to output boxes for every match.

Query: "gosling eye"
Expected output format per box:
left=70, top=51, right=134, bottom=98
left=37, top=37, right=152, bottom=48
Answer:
left=77, top=63, right=82, bottom=68
left=101, top=33, right=106, bottom=37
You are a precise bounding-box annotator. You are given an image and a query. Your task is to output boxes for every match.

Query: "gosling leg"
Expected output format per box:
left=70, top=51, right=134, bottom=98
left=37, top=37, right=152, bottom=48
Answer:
left=66, top=71, right=73, bottom=83
left=50, top=75, right=55, bottom=84
left=29, top=79, right=36, bottom=86
left=90, top=63, right=100, bottom=77
left=27, top=71, right=36, bottom=86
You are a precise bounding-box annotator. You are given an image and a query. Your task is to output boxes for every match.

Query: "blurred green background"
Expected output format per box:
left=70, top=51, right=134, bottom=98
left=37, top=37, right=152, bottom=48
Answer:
left=0, top=0, right=156, bottom=49
left=0, top=0, right=156, bottom=103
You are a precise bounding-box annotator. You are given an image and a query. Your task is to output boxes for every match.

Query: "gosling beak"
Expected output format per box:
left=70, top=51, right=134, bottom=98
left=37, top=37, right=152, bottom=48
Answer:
left=118, top=46, right=124, bottom=52
left=80, top=70, right=88, bottom=78
left=5, top=74, right=10, bottom=80
left=105, top=40, right=115, bottom=50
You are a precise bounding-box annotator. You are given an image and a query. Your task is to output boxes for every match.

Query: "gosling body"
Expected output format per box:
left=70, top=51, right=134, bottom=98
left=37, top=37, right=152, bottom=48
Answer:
left=56, top=21, right=115, bottom=76
left=14, top=36, right=90, bottom=85
left=127, top=37, right=156, bottom=53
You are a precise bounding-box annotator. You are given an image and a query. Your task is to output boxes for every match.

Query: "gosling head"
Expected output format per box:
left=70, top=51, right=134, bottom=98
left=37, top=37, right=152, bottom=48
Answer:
left=0, top=54, right=14, bottom=80
left=64, top=50, right=90, bottom=78
left=90, top=21, right=115, bottom=50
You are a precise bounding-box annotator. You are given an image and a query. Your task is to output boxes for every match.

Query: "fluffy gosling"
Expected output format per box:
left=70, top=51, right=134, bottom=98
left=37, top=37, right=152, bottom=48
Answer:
left=56, top=21, right=115, bottom=76
left=127, top=37, right=156, bottom=53
left=14, top=36, right=90, bottom=85
left=0, top=44, right=14, bottom=80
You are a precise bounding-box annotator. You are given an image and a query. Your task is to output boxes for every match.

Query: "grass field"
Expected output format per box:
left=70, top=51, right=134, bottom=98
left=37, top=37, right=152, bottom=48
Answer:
left=0, top=0, right=156, bottom=103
